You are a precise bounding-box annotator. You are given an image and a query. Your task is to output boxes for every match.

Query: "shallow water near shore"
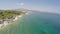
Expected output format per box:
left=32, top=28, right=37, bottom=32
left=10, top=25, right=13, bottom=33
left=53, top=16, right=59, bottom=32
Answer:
left=0, top=11, right=60, bottom=34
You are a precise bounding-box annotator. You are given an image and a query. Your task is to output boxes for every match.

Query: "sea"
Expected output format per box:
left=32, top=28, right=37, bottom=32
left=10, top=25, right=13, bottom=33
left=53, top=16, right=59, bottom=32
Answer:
left=0, top=11, right=60, bottom=34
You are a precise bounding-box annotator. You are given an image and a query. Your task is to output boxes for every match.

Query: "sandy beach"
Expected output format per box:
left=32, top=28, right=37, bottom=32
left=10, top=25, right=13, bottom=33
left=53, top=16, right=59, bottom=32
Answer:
left=13, top=15, right=23, bottom=21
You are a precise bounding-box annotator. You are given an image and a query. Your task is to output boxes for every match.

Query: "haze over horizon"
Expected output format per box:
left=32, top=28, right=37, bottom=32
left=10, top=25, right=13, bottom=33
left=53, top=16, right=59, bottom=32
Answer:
left=0, top=0, right=60, bottom=12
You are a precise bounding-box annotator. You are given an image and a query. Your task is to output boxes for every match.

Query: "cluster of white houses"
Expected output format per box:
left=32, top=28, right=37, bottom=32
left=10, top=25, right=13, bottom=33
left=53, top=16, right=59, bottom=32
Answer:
left=0, top=15, right=23, bottom=28
left=0, top=16, right=16, bottom=28
left=0, top=11, right=26, bottom=28
left=0, top=16, right=15, bottom=23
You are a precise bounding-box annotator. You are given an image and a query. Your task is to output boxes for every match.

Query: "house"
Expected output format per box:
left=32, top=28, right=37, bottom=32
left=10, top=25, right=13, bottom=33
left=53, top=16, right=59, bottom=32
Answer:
left=0, top=19, right=4, bottom=24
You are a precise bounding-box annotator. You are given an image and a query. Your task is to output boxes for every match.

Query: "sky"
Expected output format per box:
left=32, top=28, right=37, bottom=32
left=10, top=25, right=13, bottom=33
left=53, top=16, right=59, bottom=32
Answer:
left=0, top=0, right=60, bottom=12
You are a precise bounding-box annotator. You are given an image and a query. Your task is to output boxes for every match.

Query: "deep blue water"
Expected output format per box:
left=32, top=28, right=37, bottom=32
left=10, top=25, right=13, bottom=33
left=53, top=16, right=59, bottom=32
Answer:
left=0, top=11, right=60, bottom=34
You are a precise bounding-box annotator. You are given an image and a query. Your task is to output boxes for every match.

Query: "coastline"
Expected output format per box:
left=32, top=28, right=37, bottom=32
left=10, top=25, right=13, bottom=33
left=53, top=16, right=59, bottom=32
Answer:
left=0, top=11, right=28, bottom=29
left=0, top=15, right=23, bottom=29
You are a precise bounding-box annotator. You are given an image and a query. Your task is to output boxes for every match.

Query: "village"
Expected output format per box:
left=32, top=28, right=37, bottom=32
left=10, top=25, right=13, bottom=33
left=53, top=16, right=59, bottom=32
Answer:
left=0, top=10, right=26, bottom=28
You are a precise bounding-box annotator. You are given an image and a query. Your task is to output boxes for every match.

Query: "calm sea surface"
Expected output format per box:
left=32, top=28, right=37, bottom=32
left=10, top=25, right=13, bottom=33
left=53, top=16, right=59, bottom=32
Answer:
left=0, top=11, right=60, bottom=34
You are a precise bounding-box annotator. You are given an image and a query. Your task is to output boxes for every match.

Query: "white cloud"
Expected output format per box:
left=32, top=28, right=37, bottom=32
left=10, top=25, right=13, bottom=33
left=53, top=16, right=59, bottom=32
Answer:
left=16, top=3, right=24, bottom=6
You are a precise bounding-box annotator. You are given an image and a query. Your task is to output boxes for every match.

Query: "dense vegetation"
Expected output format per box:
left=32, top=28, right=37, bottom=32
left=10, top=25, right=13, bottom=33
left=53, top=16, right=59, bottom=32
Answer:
left=0, top=10, right=25, bottom=19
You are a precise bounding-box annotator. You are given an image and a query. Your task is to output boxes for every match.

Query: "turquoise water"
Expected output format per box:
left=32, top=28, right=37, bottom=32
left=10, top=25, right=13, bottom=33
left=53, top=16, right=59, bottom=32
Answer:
left=0, top=11, right=60, bottom=34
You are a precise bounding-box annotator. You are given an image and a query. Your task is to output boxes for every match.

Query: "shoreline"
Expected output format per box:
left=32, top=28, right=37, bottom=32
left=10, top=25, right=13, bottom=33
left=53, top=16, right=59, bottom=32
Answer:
left=0, top=15, right=23, bottom=29
left=0, top=11, right=28, bottom=29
